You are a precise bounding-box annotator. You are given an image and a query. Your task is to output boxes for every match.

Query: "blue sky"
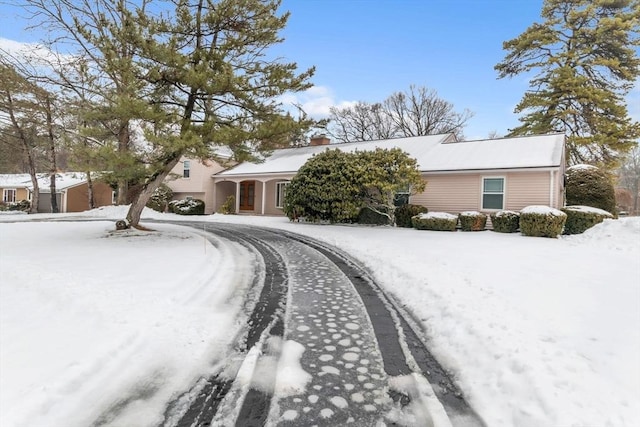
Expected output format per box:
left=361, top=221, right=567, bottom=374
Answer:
left=1, top=0, right=637, bottom=140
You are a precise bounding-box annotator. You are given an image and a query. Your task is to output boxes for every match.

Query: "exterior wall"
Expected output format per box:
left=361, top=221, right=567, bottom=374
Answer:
left=263, top=179, right=289, bottom=216
left=214, top=181, right=236, bottom=213
left=37, top=193, right=62, bottom=213
left=411, top=169, right=563, bottom=213
left=166, top=158, right=227, bottom=214
left=66, top=181, right=113, bottom=212
left=0, top=187, right=29, bottom=202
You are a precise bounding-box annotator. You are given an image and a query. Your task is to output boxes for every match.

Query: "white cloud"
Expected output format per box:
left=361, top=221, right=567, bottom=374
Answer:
left=0, top=37, right=75, bottom=67
left=279, top=85, right=357, bottom=118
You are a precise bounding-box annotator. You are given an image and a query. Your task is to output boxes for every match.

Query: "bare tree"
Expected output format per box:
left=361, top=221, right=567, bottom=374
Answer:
left=328, top=85, right=473, bottom=143
left=618, top=144, right=640, bottom=214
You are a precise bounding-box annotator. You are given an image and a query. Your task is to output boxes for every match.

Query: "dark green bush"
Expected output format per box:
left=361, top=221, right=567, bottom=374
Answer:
left=412, top=212, right=458, bottom=231
left=8, top=199, right=31, bottom=212
left=357, top=206, right=390, bottom=225
left=458, top=211, right=487, bottom=231
left=490, top=210, right=520, bottom=233
left=169, top=198, right=205, bottom=215
left=218, top=195, right=236, bottom=214
left=561, top=205, right=613, bottom=235
left=520, top=206, right=567, bottom=238
left=565, top=165, right=616, bottom=216
left=146, top=184, right=173, bottom=212
left=395, top=204, right=428, bottom=228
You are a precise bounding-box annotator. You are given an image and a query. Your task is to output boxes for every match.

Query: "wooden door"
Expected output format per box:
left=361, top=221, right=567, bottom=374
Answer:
left=239, top=181, right=255, bottom=210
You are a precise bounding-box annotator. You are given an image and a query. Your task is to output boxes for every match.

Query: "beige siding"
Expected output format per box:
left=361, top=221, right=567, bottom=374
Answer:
left=263, top=179, right=289, bottom=216
left=167, top=158, right=226, bottom=214
left=411, top=174, right=480, bottom=213
left=505, top=171, right=552, bottom=210
left=411, top=169, right=562, bottom=213
left=214, top=181, right=236, bottom=213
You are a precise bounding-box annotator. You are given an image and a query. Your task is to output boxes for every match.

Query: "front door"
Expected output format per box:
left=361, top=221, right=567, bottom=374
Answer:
left=239, top=181, right=255, bottom=211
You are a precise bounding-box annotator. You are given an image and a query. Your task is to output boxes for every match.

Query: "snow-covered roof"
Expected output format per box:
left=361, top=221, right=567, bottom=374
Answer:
left=215, top=133, right=565, bottom=178
left=0, top=174, right=32, bottom=188
left=0, top=172, right=100, bottom=192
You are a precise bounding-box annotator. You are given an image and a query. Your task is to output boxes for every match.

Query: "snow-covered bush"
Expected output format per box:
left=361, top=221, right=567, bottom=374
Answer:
left=520, top=205, right=567, bottom=238
left=490, top=210, right=520, bottom=233
left=395, top=204, right=428, bottom=228
left=412, top=212, right=458, bottom=231
left=1, top=199, right=31, bottom=212
left=565, top=165, right=616, bottom=216
left=561, top=205, right=614, bottom=235
left=168, top=198, right=205, bottom=215
left=146, top=184, right=173, bottom=212
left=458, top=211, right=487, bottom=231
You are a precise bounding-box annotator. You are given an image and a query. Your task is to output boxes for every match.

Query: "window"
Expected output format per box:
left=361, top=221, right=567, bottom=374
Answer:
left=183, top=160, right=190, bottom=178
left=3, top=189, right=16, bottom=203
left=276, top=181, right=289, bottom=209
left=482, top=177, right=504, bottom=210
left=394, top=184, right=411, bottom=207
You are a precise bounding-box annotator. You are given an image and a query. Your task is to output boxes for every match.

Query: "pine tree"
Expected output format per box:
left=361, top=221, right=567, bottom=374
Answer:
left=25, top=0, right=316, bottom=228
left=495, top=0, right=640, bottom=169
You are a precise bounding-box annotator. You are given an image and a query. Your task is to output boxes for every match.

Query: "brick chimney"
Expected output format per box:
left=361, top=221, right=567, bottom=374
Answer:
left=309, top=134, right=330, bottom=146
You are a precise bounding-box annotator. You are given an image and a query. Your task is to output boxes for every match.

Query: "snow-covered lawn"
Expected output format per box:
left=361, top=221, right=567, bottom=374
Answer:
left=1, top=207, right=638, bottom=426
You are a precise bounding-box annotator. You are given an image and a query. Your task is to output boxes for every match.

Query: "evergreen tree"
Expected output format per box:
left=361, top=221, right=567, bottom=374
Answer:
left=495, top=0, right=640, bottom=169
left=25, top=0, right=316, bottom=228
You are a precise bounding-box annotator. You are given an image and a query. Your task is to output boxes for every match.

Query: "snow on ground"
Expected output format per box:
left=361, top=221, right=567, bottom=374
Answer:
left=0, top=207, right=639, bottom=427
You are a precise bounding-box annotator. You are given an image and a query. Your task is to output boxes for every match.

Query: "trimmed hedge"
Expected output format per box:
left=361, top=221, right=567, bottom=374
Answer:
left=412, top=212, right=458, bottom=231
left=395, top=204, right=428, bottom=228
left=490, top=210, right=520, bottom=233
left=520, top=205, right=567, bottom=238
left=561, top=205, right=613, bottom=235
left=169, top=198, right=205, bottom=215
left=458, top=211, right=487, bottom=231
left=357, top=206, right=390, bottom=225
left=565, top=165, right=616, bottom=216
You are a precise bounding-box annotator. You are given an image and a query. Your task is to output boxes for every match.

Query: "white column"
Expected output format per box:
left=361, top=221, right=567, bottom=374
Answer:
left=235, top=182, right=241, bottom=213
left=261, top=181, right=266, bottom=215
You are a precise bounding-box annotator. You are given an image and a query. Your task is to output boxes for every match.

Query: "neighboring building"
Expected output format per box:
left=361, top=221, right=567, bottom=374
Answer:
left=165, top=155, right=234, bottom=214
left=212, top=133, right=566, bottom=216
left=0, top=172, right=113, bottom=213
left=0, top=174, right=32, bottom=205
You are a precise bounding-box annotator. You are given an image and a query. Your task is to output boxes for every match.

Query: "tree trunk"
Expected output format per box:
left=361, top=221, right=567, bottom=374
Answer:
left=125, top=155, right=181, bottom=228
left=86, top=171, right=95, bottom=209
left=116, top=122, right=130, bottom=205
left=28, top=163, right=39, bottom=214
left=45, top=96, right=59, bottom=213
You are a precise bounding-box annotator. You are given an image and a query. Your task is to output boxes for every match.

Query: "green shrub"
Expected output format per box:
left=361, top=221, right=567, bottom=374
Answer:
left=146, top=184, right=173, bottom=212
left=357, top=206, right=390, bottom=225
left=458, top=211, right=487, bottom=231
left=8, top=200, right=31, bottom=212
left=412, top=212, right=458, bottom=231
left=395, top=204, right=428, bottom=228
left=169, top=198, right=205, bottom=215
left=565, top=165, right=616, bottom=216
left=520, top=205, right=567, bottom=238
left=561, top=205, right=614, bottom=235
left=490, top=210, right=520, bottom=233
left=218, top=195, right=236, bottom=214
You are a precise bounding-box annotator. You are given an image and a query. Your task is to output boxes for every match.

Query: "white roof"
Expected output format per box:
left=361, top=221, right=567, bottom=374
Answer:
left=215, top=133, right=565, bottom=178
left=0, top=174, right=32, bottom=187
left=0, top=172, right=98, bottom=192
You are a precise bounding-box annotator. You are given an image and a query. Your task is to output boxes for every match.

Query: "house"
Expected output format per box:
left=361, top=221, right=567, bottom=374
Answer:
left=0, top=172, right=114, bottom=213
left=0, top=174, right=32, bottom=205
left=211, top=133, right=566, bottom=216
left=36, top=173, right=114, bottom=213
left=165, top=154, right=234, bottom=215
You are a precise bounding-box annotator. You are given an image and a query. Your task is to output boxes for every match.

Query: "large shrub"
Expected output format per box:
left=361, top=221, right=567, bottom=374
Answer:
left=561, top=205, right=613, bottom=235
left=412, top=212, right=458, bottom=231
left=146, top=184, right=173, bottom=212
left=395, top=204, right=428, bottom=228
left=283, top=149, right=363, bottom=223
left=565, top=165, right=616, bottom=216
left=458, top=211, right=487, bottom=231
left=490, top=210, right=520, bottom=233
left=169, top=198, right=205, bottom=215
left=520, top=205, right=566, bottom=238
